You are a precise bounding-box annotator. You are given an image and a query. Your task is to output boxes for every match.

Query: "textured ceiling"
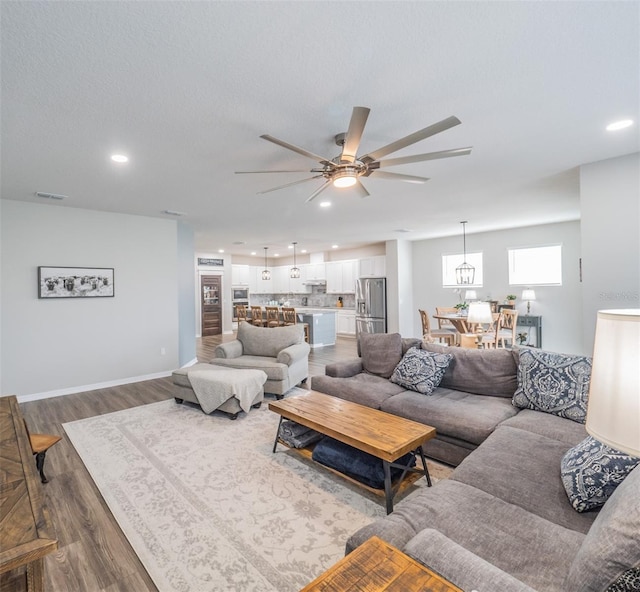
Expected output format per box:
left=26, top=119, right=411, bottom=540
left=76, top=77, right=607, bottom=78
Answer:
left=1, top=1, right=638, bottom=256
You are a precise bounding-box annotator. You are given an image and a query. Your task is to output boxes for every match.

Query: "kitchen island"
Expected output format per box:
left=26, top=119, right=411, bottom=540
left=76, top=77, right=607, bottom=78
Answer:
left=296, top=309, right=336, bottom=348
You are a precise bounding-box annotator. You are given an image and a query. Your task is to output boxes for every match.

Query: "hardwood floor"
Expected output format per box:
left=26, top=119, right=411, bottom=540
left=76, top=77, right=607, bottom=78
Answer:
left=3, top=335, right=357, bottom=592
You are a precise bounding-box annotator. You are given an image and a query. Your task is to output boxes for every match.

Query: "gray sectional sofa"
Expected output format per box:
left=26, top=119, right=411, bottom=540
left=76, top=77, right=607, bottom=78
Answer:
left=310, top=333, right=640, bottom=591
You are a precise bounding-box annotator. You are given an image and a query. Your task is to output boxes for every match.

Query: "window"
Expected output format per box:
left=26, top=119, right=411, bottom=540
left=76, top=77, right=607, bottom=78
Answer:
left=442, top=252, right=483, bottom=287
left=508, top=245, right=562, bottom=286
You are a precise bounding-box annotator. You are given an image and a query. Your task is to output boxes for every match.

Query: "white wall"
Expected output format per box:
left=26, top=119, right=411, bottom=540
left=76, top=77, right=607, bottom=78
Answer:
left=580, top=152, right=640, bottom=353
left=385, top=239, right=413, bottom=335
left=0, top=201, right=180, bottom=398
left=411, top=221, right=584, bottom=354
left=177, top=221, right=197, bottom=366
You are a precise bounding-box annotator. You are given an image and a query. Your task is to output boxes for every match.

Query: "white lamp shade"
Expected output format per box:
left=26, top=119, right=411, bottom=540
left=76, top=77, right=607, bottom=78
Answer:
left=465, top=290, right=477, bottom=301
left=586, top=309, right=640, bottom=457
left=522, top=289, right=536, bottom=301
left=467, top=302, right=493, bottom=324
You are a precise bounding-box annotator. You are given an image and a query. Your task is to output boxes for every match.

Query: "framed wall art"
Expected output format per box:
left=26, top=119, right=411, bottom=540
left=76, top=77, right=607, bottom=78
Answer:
left=38, top=266, right=114, bottom=299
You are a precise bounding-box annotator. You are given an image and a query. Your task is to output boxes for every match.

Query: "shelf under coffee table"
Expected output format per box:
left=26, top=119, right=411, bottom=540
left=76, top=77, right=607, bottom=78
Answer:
left=269, top=390, right=436, bottom=514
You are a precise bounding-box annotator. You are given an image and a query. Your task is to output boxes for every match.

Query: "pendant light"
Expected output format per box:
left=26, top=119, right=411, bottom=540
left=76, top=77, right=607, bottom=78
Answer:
left=455, top=220, right=475, bottom=285
left=261, top=247, right=271, bottom=280
left=290, top=242, right=300, bottom=279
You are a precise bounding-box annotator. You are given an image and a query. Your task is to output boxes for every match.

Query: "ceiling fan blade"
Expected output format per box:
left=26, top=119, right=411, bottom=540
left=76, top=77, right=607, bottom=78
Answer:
left=368, top=170, right=430, bottom=184
left=360, top=116, right=462, bottom=163
left=354, top=179, right=370, bottom=198
left=258, top=175, right=324, bottom=195
left=376, top=147, right=472, bottom=168
left=340, top=106, right=371, bottom=164
left=305, top=180, right=333, bottom=203
left=260, top=134, right=334, bottom=166
left=235, top=170, right=312, bottom=174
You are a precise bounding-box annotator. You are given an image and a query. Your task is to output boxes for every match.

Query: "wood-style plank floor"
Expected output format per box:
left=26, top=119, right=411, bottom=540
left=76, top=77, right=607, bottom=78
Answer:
left=2, top=334, right=357, bottom=592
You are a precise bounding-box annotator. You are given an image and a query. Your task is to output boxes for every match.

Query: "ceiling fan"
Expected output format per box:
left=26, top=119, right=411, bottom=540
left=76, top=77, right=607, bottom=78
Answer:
left=235, top=107, right=472, bottom=203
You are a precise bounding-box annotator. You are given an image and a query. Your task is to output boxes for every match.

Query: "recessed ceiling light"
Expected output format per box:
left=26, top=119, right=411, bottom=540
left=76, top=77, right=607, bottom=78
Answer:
left=606, top=119, right=633, bottom=131
left=218, top=249, right=224, bottom=253
left=251, top=251, right=257, bottom=255
left=287, top=244, right=294, bottom=249
left=319, top=201, right=331, bottom=208
left=301, top=249, right=307, bottom=253
left=274, top=253, right=280, bottom=257
left=332, top=245, right=339, bottom=249
left=111, top=154, right=129, bottom=163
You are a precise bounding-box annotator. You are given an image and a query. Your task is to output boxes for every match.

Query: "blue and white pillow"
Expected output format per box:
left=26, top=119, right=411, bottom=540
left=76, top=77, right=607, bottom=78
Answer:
left=561, top=436, right=640, bottom=512
left=513, top=348, right=591, bottom=423
left=390, top=347, right=452, bottom=395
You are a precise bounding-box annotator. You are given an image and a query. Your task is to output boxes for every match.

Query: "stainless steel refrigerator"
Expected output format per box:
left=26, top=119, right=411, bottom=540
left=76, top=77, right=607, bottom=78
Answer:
left=355, top=277, right=387, bottom=336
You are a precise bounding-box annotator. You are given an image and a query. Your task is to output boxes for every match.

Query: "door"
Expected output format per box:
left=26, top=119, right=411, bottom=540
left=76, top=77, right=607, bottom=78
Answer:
left=201, top=275, right=222, bottom=336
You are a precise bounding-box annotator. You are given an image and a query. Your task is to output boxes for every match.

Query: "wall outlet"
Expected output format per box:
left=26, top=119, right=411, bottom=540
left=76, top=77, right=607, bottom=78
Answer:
left=160, top=347, right=166, bottom=355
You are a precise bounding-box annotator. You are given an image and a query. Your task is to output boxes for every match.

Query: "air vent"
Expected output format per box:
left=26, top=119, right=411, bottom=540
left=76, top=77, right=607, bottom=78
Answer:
left=36, top=192, right=67, bottom=200
left=162, top=210, right=186, bottom=216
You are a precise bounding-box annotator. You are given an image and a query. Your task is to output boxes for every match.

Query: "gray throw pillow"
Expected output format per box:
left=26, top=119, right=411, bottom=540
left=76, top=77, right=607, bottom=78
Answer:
left=512, top=348, right=591, bottom=423
left=389, top=347, right=453, bottom=395
left=360, top=332, right=403, bottom=378
left=560, top=436, right=640, bottom=512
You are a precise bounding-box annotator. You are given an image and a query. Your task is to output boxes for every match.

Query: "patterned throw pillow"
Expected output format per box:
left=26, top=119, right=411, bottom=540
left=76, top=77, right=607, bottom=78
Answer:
left=512, top=348, right=591, bottom=423
left=390, top=347, right=452, bottom=395
left=561, top=436, right=640, bottom=512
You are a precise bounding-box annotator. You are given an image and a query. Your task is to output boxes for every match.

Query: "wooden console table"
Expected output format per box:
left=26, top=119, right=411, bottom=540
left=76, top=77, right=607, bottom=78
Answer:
left=0, top=395, right=58, bottom=591
left=300, top=535, right=463, bottom=591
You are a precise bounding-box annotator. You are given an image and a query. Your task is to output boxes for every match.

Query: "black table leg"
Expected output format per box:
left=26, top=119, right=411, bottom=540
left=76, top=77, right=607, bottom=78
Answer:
left=383, top=461, right=393, bottom=514
left=272, top=416, right=284, bottom=453
left=417, top=445, right=432, bottom=487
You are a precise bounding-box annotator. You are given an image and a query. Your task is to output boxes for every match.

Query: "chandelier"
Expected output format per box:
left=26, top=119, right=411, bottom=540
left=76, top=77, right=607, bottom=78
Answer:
left=261, top=247, right=271, bottom=280
left=455, top=221, right=475, bottom=285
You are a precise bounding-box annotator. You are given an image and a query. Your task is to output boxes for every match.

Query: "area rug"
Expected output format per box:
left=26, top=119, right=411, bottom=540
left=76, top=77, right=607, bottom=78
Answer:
left=63, top=390, right=449, bottom=591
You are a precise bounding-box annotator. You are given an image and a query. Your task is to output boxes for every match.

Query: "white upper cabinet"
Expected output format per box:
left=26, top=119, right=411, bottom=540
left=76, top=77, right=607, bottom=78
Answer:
left=306, top=262, right=326, bottom=280
left=249, top=265, right=272, bottom=293
left=232, top=264, right=250, bottom=286
left=326, top=260, right=357, bottom=294
left=358, top=256, right=386, bottom=278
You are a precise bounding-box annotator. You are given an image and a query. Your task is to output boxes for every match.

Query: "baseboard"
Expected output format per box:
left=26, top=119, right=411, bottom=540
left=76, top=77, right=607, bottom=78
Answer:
left=17, top=370, right=174, bottom=403
left=182, top=358, right=198, bottom=368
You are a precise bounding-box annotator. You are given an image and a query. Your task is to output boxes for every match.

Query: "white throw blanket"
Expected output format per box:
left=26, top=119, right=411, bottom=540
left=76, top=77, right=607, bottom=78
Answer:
left=186, top=368, right=267, bottom=414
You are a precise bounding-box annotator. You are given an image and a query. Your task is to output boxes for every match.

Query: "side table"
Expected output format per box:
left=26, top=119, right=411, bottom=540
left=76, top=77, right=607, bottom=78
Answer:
left=300, top=535, right=462, bottom=592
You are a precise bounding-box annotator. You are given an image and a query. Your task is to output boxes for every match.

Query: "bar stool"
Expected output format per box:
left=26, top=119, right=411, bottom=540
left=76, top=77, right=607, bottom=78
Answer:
left=235, top=304, right=249, bottom=324
left=265, top=306, right=281, bottom=328
left=250, top=306, right=265, bottom=327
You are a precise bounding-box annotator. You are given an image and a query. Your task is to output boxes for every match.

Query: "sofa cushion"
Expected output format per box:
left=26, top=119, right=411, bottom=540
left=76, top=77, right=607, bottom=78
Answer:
left=512, top=348, right=591, bottom=423
left=500, top=409, right=588, bottom=446
left=381, top=388, right=519, bottom=446
left=565, top=465, right=640, bottom=592
left=311, top=437, right=415, bottom=489
left=560, top=436, right=640, bottom=512
left=389, top=347, right=452, bottom=395
left=310, top=373, right=406, bottom=409
left=347, top=479, right=585, bottom=592
left=209, top=356, right=288, bottom=381
left=360, top=332, right=403, bottom=378
left=422, top=343, right=517, bottom=397
left=451, top=425, right=598, bottom=533
left=236, top=321, right=303, bottom=357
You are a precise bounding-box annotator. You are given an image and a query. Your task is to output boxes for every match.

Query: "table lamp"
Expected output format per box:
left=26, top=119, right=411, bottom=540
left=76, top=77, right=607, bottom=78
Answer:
left=586, top=309, right=640, bottom=457
left=467, top=302, right=494, bottom=349
left=522, top=289, right=536, bottom=315
left=464, top=290, right=477, bottom=302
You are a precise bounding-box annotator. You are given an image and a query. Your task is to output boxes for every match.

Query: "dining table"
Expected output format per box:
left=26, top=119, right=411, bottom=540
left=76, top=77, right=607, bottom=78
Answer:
left=433, top=311, right=501, bottom=349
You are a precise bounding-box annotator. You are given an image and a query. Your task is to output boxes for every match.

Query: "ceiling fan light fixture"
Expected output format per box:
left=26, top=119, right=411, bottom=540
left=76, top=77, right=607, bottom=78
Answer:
left=332, top=168, right=358, bottom=188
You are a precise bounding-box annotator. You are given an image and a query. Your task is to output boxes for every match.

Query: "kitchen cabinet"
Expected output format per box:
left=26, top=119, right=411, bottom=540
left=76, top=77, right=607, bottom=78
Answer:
left=358, top=256, right=386, bottom=278
left=306, top=262, right=326, bottom=281
left=250, top=265, right=273, bottom=294
left=289, top=265, right=310, bottom=294
left=327, top=260, right=357, bottom=294
left=337, top=310, right=356, bottom=335
left=231, top=264, right=250, bottom=286
left=272, top=266, right=289, bottom=294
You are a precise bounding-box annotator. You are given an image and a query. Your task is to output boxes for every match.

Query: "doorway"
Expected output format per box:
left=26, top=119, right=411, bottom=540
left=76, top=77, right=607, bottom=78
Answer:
left=201, top=275, right=222, bottom=336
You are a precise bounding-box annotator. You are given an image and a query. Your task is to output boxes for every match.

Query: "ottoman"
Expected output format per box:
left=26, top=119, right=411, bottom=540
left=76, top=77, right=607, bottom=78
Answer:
left=172, top=363, right=266, bottom=419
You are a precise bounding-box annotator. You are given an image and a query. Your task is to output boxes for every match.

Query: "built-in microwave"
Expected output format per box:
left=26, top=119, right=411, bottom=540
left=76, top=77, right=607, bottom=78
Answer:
left=232, top=287, right=249, bottom=301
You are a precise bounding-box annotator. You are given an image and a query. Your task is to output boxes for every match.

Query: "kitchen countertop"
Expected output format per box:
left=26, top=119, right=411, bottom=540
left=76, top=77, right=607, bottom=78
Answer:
left=295, top=307, right=354, bottom=312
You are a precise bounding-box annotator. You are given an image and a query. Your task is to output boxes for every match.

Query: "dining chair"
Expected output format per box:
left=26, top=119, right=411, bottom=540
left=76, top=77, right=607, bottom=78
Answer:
left=477, top=312, right=501, bottom=348
left=496, top=309, right=519, bottom=348
left=419, top=309, right=456, bottom=346
left=435, top=306, right=464, bottom=336
left=250, top=306, right=266, bottom=327
left=235, top=304, right=249, bottom=324
left=281, top=307, right=297, bottom=325
left=23, top=419, right=62, bottom=484
left=265, top=306, right=281, bottom=328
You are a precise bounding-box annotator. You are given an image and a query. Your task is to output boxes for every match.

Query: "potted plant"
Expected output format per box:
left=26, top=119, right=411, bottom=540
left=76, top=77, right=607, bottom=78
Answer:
left=454, top=302, right=468, bottom=314
left=505, top=294, right=517, bottom=305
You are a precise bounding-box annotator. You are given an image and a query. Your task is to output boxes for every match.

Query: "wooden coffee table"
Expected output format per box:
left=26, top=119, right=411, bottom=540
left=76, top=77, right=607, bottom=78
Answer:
left=300, top=535, right=463, bottom=591
left=269, top=391, right=436, bottom=514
